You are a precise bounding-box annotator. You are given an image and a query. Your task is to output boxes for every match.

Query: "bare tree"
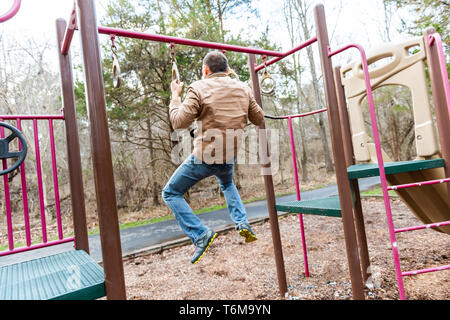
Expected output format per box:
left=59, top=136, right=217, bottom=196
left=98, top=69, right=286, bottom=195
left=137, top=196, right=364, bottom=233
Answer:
left=282, top=0, right=311, bottom=181
left=289, top=0, right=334, bottom=173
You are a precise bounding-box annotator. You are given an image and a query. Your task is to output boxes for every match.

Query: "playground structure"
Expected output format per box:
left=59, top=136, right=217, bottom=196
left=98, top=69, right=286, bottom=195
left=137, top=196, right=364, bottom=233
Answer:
left=0, top=0, right=448, bottom=300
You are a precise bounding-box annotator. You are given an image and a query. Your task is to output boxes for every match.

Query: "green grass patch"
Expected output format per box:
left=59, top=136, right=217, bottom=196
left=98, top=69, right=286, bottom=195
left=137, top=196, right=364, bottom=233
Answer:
left=193, top=204, right=227, bottom=215
left=361, top=187, right=397, bottom=197
left=119, top=215, right=174, bottom=230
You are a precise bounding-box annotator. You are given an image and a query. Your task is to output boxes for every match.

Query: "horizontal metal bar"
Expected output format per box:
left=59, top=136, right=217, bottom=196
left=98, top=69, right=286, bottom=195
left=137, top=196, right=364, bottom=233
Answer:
left=0, top=237, right=75, bottom=257
left=388, top=178, right=450, bottom=191
left=394, top=220, right=450, bottom=233
left=60, top=4, right=78, bottom=55
left=402, top=264, right=450, bottom=277
left=98, top=26, right=285, bottom=57
left=0, top=114, right=64, bottom=120
left=264, top=107, right=327, bottom=120
left=254, top=36, right=317, bottom=72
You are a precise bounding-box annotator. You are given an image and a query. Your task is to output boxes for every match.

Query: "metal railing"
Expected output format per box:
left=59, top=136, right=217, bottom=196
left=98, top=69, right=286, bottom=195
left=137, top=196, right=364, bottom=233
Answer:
left=0, top=114, right=74, bottom=257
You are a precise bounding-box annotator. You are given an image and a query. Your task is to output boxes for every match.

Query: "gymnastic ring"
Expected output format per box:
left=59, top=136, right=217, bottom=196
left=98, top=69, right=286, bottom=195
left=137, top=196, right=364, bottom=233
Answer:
left=112, top=53, right=121, bottom=88
left=260, top=70, right=276, bottom=95
left=0, top=0, right=21, bottom=23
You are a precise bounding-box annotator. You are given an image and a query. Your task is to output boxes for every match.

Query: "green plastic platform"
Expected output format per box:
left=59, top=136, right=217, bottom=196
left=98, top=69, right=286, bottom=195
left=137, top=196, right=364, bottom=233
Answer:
left=276, top=160, right=445, bottom=219
left=275, top=196, right=341, bottom=217
left=347, top=159, right=445, bottom=180
left=0, top=250, right=105, bottom=300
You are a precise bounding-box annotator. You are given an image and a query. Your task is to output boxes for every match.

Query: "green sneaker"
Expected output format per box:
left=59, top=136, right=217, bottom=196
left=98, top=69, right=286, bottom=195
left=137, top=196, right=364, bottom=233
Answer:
left=237, top=223, right=258, bottom=243
left=191, top=229, right=218, bottom=264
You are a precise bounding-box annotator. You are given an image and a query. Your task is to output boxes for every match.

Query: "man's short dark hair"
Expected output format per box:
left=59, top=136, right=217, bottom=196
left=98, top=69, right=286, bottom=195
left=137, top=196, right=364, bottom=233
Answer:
left=203, top=51, right=229, bottom=73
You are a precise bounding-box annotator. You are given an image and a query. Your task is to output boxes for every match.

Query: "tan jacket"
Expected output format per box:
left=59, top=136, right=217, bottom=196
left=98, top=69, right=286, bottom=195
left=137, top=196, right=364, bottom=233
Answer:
left=169, top=72, right=264, bottom=164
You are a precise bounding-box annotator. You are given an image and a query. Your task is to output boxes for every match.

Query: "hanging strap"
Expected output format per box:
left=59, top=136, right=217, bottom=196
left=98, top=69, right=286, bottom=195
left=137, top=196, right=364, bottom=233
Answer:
left=171, top=43, right=180, bottom=82
left=110, top=34, right=121, bottom=88
left=260, top=55, right=276, bottom=95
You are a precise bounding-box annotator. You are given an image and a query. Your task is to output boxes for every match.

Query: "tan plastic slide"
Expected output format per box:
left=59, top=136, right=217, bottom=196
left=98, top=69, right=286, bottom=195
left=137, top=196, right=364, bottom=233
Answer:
left=340, top=36, right=450, bottom=234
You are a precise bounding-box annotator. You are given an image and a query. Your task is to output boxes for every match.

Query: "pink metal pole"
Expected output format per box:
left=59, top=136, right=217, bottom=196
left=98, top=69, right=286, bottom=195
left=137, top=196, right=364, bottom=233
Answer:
left=388, top=178, right=450, bottom=191
left=0, top=115, right=64, bottom=120
left=254, top=36, right=318, bottom=72
left=394, top=220, right=450, bottom=233
left=0, top=237, right=75, bottom=257
left=0, top=123, right=14, bottom=250
left=0, top=0, right=21, bottom=23
left=329, top=43, right=406, bottom=300
left=428, top=34, right=450, bottom=118
left=33, top=119, right=47, bottom=243
left=402, top=265, right=450, bottom=277
left=16, top=118, right=31, bottom=247
left=48, top=119, right=63, bottom=240
left=287, top=117, right=309, bottom=277
left=288, top=117, right=302, bottom=199
left=98, top=26, right=284, bottom=57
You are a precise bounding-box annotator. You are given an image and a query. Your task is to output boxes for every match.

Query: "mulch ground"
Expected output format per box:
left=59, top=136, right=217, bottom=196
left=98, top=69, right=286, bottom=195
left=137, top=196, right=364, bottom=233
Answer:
left=122, top=197, right=449, bottom=300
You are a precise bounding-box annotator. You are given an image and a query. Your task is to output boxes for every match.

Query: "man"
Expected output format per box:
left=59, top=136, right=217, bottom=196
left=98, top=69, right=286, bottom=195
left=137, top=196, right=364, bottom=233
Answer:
left=162, top=51, right=265, bottom=264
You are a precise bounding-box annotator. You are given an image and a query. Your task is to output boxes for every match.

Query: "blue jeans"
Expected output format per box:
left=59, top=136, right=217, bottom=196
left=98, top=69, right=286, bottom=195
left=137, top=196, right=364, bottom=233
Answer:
left=162, top=154, right=249, bottom=244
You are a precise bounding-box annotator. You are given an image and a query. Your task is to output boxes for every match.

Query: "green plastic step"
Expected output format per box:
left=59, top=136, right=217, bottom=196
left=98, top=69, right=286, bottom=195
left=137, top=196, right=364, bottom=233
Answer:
left=0, top=250, right=105, bottom=300
left=276, top=196, right=341, bottom=217
left=347, top=158, right=445, bottom=180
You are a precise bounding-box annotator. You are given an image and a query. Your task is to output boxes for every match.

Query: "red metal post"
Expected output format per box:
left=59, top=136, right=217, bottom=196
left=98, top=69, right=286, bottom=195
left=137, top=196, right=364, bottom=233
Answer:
left=56, top=18, right=90, bottom=253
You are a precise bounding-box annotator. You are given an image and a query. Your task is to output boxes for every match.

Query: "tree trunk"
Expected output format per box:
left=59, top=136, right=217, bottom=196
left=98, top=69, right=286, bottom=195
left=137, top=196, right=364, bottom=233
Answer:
left=296, top=0, right=334, bottom=173
left=147, top=117, right=160, bottom=206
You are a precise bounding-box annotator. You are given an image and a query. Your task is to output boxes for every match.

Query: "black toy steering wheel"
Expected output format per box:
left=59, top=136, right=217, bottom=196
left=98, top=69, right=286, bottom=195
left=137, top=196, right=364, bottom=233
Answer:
left=0, top=122, right=27, bottom=176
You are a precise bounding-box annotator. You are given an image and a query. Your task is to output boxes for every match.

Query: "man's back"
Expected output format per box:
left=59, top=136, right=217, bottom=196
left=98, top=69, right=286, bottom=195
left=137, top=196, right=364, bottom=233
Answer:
left=169, top=72, right=264, bottom=164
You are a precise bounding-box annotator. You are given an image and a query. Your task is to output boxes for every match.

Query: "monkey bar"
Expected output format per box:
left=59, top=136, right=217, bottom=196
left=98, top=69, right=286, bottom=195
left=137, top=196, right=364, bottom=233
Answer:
left=60, top=4, right=318, bottom=72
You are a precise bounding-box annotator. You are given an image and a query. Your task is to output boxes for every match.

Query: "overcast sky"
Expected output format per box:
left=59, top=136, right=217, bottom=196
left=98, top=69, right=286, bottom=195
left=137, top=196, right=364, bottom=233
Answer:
left=0, top=0, right=409, bottom=73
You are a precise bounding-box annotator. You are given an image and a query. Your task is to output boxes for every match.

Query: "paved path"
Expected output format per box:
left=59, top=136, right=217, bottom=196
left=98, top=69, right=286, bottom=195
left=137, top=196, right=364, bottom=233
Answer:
left=0, top=177, right=380, bottom=265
